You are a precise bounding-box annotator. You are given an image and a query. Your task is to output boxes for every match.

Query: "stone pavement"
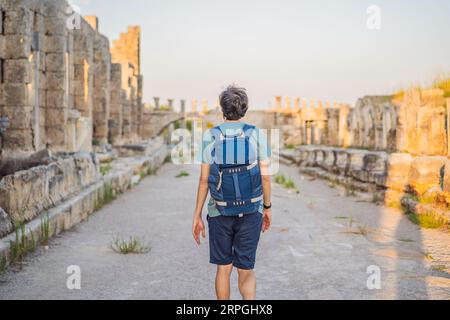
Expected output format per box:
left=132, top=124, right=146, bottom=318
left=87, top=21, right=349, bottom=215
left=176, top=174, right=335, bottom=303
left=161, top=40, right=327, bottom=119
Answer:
left=0, top=164, right=449, bottom=300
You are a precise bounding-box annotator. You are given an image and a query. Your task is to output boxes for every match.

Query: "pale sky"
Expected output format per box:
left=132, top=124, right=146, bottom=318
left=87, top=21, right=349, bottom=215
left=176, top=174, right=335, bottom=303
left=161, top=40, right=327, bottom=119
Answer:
left=71, top=0, right=450, bottom=110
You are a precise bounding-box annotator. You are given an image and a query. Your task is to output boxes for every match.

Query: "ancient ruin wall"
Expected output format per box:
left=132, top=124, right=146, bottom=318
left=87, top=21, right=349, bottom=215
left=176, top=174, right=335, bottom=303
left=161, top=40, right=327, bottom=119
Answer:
left=0, top=0, right=145, bottom=162
left=274, top=90, right=449, bottom=157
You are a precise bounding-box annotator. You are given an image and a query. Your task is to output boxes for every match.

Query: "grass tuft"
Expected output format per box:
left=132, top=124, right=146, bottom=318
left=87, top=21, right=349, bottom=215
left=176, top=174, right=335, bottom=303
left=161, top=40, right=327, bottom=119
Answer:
left=274, top=174, right=299, bottom=193
left=111, top=235, right=151, bottom=255
left=40, top=214, right=50, bottom=246
left=284, top=178, right=296, bottom=190
left=274, top=174, right=286, bottom=185
left=176, top=171, right=190, bottom=178
left=407, top=212, right=448, bottom=229
left=9, top=222, right=37, bottom=264
left=100, top=163, right=113, bottom=176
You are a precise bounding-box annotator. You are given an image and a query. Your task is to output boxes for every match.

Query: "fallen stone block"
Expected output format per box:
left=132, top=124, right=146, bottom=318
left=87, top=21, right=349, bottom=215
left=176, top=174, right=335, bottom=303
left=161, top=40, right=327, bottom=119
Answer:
left=321, top=148, right=337, bottom=172
left=408, top=156, right=447, bottom=195
left=314, top=149, right=326, bottom=167
left=335, top=150, right=349, bottom=176
left=279, top=149, right=300, bottom=165
left=347, top=149, right=366, bottom=179
left=385, top=153, right=413, bottom=192
left=0, top=165, right=51, bottom=223
left=0, top=208, right=13, bottom=238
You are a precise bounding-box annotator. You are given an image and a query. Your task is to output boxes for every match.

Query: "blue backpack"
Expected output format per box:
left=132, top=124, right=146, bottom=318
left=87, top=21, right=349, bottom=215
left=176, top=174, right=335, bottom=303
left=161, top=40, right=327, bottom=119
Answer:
left=208, top=124, right=263, bottom=217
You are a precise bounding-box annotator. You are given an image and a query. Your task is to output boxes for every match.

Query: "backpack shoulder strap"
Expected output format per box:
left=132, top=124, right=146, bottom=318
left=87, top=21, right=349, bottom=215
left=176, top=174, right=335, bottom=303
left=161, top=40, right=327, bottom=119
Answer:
left=209, top=126, right=226, bottom=166
left=210, top=126, right=224, bottom=141
left=242, top=124, right=256, bottom=139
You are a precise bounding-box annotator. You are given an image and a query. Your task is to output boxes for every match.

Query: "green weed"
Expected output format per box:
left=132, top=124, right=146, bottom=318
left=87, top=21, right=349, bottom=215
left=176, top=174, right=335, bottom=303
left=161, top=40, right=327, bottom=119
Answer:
left=10, top=222, right=37, bottom=264
left=111, top=235, right=151, bottom=255
left=100, top=163, right=113, bottom=176
left=40, top=214, right=50, bottom=246
left=176, top=171, right=190, bottom=178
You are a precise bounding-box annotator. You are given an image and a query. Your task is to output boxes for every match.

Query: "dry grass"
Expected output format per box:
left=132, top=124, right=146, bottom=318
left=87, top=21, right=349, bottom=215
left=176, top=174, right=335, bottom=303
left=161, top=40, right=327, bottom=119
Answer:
left=407, top=212, right=449, bottom=230
left=433, top=75, right=450, bottom=97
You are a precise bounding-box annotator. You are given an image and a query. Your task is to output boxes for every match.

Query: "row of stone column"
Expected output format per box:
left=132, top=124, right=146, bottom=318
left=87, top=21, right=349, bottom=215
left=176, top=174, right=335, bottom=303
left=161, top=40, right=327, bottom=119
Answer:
left=274, top=96, right=344, bottom=113
left=152, top=98, right=215, bottom=115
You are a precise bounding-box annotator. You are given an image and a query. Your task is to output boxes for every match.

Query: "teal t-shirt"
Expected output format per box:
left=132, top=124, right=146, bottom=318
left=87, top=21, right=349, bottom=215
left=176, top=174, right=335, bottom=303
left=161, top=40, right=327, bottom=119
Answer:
left=200, top=122, right=271, bottom=217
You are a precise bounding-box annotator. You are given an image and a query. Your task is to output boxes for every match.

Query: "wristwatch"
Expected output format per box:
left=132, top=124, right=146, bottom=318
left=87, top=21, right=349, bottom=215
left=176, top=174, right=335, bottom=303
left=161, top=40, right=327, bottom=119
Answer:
left=263, top=203, right=272, bottom=210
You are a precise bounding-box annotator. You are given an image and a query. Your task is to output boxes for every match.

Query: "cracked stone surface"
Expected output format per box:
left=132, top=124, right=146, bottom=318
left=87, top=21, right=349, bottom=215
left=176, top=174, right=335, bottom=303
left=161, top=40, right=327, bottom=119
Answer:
left=0, top=164, right=449, bottom=300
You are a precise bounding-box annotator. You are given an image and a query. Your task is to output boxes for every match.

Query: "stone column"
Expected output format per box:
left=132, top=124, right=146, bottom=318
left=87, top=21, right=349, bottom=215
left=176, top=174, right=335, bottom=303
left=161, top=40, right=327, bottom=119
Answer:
left=180, top=99, right=186, bottom=129
left=168, top=99, right=174, bottom=111
left=302, top=99, right=308, bottom=109
left=201, top=99, right=208, bottom=115
left=109, top=63, right=123, bottom=143
left=285, top=97, right=291, bottom=114
left=447, top=99, right=450, bottom=157
left=167, top=122, right=175, bottom=144
left=192, top=99, right=198, bottom=113
left=31, top=31, right=42, bottom=151
left=0, top=5, right=39, bottom=156
left=293, top=98, right=300, bottom=113
left=338, top=104, right=352, bottom=148
left=275, top=96, right=282, bottom=113
left=154, top=97, right=160, bottom=110
left=91, top=31, right=111, bottom=144
left=317, top=100, right=324, bottom=109
left=45, top=3, right=71, bottom=152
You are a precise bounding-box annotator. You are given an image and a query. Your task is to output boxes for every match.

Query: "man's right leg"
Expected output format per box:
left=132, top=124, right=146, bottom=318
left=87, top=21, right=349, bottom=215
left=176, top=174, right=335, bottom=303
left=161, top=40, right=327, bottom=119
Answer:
left=215, top=264, right=233, bottom=300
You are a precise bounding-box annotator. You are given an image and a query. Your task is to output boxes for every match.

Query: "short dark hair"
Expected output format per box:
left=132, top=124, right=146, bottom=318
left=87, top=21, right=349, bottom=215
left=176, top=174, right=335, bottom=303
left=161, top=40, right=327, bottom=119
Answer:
left=219, top=86, right=249, bottom=121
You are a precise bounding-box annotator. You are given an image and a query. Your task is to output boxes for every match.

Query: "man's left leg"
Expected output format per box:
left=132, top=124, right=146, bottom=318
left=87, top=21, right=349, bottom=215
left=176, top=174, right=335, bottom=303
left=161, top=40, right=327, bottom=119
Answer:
left=237, top=268, right=257, bottom=300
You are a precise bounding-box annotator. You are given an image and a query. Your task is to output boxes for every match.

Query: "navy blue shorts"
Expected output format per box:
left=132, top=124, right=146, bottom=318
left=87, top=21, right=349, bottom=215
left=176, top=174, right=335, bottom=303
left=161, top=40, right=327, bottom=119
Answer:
left=207, top=212, right=263, bottom=270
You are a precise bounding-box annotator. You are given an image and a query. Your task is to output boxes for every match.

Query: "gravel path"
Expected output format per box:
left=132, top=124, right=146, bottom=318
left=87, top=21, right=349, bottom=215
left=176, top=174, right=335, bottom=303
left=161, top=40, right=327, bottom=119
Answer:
left=0, top=163, right=449, bottom=300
